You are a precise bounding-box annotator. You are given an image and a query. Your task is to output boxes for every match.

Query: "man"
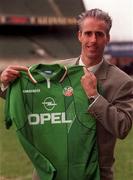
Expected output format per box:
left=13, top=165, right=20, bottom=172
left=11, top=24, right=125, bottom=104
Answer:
left=0, top=9, right=133, bottom=180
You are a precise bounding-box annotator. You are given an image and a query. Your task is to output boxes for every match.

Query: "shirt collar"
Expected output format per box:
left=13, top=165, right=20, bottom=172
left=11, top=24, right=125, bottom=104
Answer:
left=79, top=58, right=103, bottom=73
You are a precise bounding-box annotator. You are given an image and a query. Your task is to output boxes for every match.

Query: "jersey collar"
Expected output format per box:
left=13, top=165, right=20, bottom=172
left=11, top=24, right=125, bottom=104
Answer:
left=28, top=64, right=67, bottom=83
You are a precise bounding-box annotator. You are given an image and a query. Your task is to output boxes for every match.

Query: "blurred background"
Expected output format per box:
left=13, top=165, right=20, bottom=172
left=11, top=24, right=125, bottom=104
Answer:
left=0, top=0, right=133, bottom=180
left=0, top=0, right=133, bottom=75
left=0, top=0, right=84, bottom=71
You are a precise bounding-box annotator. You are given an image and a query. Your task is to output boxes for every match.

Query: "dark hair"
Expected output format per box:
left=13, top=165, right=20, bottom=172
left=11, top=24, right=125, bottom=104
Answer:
left=77, top=8, right=112, bottom=34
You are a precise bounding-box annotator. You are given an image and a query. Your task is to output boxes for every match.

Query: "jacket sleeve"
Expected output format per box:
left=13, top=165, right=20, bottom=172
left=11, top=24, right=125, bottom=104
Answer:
left=88, top=80, right=133, bottom=139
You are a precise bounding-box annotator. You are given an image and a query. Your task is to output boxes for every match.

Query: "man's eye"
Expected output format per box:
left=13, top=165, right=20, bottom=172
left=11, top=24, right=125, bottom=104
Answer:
left=96, top=31, right=105, bottom=37
left=84, top=31, right=106, bottom=37
left=85, top=32, right=92, bottom=36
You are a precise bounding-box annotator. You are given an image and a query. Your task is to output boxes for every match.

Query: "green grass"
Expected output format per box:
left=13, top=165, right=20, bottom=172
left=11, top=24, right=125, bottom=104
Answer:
left=0, top=98, right=33, bottom=180
left=114, top=130, right=133, bottom=180
left=0, top=98, right=133, bottom=179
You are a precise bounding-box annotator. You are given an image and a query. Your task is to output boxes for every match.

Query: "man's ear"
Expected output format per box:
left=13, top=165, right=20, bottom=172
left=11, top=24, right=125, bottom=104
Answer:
left=106, top=34, right=110, bottom=44
left=78, top=30, right=82, bottom=42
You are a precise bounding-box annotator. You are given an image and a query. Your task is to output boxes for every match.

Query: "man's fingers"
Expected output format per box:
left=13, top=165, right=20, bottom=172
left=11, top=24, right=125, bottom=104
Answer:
left=0, top=65, right=28, bottom=86
left=7, top=65, right=28, bottom=72
left=83, top=66, right=89, bottom=74
left=82, top=66, right=97, bottom=87
left=83, top=67, right=96, bottom=79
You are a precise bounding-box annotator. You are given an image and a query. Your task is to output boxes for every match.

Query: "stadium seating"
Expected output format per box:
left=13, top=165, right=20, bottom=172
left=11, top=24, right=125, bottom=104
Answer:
left=0, top=0, right=55, bottom=16
left=0, top=0, right=84, bottom=16
left=0, top=0, right=85, bottom=70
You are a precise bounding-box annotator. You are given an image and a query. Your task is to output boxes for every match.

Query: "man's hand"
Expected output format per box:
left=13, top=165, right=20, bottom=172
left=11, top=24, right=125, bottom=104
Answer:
left=81, top=67, right=98, bottom=97
left=0, top=65, right=28, bottom=87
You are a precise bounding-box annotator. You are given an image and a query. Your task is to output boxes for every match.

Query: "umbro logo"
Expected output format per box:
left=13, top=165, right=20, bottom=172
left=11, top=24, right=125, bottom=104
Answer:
left=23, top=89, right=40, bottom=93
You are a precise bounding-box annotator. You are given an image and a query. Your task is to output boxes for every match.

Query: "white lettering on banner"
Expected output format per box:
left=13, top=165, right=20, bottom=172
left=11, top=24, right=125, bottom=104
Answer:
left=28, top=112, right=72, bottom=125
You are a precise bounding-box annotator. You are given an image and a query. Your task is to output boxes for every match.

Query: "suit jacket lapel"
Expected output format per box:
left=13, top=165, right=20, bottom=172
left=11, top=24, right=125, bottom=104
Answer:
left=95, top=59, right=109, bottom=80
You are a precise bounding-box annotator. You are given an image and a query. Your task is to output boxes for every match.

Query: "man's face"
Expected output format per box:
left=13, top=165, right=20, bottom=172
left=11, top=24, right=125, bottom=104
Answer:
left=78, top=17, right=110, bottom=61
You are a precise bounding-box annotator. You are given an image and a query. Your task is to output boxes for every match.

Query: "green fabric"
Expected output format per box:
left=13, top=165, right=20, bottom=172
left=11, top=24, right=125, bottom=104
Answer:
left=5, top=64, right=100, bottom=180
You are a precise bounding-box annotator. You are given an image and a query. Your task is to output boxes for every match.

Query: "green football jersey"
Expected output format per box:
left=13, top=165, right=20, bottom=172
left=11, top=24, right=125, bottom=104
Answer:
left=5, top=64, right=100, bottom=180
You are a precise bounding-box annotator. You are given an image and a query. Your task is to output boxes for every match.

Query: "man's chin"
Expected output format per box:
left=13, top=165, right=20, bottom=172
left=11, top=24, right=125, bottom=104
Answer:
left=87, top=54, right=98, bottom=59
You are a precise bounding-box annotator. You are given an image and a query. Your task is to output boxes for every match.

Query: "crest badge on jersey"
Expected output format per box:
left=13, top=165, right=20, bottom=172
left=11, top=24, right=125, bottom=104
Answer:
left=63, top=86, right=73, bottom=96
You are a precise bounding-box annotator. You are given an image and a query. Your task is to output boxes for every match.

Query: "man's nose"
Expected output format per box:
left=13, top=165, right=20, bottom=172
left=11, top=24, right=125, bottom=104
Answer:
left=90, top=33, right=97, bottom=42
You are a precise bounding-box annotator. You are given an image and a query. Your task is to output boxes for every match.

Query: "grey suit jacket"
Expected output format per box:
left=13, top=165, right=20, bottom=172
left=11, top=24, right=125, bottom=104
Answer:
left=58, top=57, right=133, bottom=180
left=1, top=58, right=133, bottom=180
